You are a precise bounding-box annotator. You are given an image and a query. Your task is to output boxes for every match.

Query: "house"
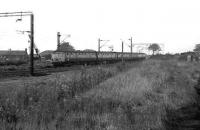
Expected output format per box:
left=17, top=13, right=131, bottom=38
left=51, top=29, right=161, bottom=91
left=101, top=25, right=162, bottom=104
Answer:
left=180, top=51, right=200, bottom=62
left=0, top=49, right=28, bottom=65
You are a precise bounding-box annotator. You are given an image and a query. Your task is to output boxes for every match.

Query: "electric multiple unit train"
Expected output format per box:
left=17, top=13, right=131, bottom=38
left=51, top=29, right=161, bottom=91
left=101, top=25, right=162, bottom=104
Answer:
left=51, top=50, right=147, bottom=66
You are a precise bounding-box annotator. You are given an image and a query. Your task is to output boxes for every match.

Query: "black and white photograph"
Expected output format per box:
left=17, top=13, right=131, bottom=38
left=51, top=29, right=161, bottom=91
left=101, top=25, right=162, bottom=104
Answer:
left=0, top=0, right=200, bottom=129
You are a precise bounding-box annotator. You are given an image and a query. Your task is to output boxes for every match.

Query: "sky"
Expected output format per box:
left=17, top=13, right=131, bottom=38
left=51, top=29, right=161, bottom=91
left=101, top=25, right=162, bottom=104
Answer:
left=0, top=0, right=200, bottom=54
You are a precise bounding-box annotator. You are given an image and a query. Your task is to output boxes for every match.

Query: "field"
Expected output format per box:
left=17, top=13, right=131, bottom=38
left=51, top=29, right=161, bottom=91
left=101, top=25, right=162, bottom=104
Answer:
left=0, top=59, right=200, bottom=130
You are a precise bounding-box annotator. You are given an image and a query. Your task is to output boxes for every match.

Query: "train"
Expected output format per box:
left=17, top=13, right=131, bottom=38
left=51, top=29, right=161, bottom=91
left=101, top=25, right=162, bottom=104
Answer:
left=51, top=50, right=147, bottom=66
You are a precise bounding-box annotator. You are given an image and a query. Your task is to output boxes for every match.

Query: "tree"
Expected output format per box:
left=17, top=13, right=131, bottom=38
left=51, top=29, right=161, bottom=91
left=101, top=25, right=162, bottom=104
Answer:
left=193, top=44, right=200, bottom=52
left=148, top=43, right=161, bottom=55
left=57, top=42, right=75, bottom=51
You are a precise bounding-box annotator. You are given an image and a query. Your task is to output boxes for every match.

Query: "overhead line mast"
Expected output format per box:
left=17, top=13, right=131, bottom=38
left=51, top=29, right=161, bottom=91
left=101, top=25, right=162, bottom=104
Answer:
left=129, top=37, right=133, bottom=54
left=98, top=38, right=109, bottom=52
left=0, top=11, right=35, bottom=76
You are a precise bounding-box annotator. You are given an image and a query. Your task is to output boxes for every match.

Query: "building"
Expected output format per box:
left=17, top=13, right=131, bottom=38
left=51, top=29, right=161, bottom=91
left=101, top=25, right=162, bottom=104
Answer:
left=180, top=51, right=200, bottom=62
left=0, top=49, right=28, bottom=65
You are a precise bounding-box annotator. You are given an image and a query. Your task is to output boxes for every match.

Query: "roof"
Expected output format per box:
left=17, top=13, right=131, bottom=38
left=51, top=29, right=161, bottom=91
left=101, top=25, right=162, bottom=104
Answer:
left=54, top=50, right=146, bottom=55
left=0, top=50, right=27, bottom=56
left=40, top=50, right=54, bottom=56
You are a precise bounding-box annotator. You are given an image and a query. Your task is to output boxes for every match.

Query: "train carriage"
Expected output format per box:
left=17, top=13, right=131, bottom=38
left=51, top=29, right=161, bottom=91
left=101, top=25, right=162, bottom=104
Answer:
left=51, top=50, right=147, bottom=66
left=98, top=52, right=116, bottom=63
left=76, top=51, right=97, bottom=64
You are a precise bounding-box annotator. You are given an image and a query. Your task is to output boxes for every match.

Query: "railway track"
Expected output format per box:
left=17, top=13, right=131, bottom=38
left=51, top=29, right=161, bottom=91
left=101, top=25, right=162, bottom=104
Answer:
left=0, top=60, right=142, bottom=79
left=0, top=65, right=84, bottom=78
left=0, top=63, right=117, bottom=79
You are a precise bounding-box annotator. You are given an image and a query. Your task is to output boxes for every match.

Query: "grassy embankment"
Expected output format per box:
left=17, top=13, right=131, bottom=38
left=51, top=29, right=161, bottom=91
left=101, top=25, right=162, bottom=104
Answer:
left=0, top=59, right=200, bottom=130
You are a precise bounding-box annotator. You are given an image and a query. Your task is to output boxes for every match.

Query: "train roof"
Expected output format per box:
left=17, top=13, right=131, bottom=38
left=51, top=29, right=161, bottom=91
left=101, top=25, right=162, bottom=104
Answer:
left=0, top=50, right=27, bottom=56
left=53, top=50, right=146, bottom=54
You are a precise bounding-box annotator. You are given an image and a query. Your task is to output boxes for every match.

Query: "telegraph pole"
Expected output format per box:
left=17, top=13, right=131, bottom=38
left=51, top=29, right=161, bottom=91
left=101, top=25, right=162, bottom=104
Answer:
left=30, top=14, right=34, bottom=75
left=122, top=40, right=124, bottom=62
left=57, top=32, right=61, bottom=50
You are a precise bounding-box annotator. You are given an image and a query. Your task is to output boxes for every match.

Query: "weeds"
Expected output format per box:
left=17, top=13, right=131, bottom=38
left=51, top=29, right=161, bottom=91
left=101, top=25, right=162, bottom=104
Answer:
left=0, top=65, right=124, bottom=129
left=0, top=60, right=199, bottom=130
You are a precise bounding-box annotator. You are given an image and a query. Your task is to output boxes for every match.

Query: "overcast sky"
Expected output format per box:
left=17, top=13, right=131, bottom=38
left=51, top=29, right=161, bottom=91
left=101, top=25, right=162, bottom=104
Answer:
left=0, top=0, right=200, bottom=53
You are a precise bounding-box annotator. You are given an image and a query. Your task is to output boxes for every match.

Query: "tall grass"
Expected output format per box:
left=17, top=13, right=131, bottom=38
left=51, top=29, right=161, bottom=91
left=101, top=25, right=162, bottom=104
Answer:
left=77, top=60, right=199, bottom=129
left=0, top=60, right=199, bottom=130
left=0, top=63, right=135, bottom=130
